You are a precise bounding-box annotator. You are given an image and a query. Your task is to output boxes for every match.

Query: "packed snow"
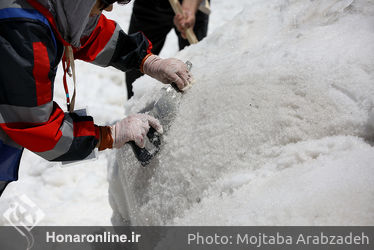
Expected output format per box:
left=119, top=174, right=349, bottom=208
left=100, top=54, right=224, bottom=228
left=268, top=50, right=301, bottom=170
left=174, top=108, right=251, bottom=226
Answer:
left=110, top=0, right=374, bottom=226
left=0, top=0, right=373, bottom=227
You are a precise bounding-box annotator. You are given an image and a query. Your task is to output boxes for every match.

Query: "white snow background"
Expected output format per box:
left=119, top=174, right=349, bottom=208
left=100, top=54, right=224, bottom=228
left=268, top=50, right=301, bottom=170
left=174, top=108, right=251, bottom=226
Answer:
left=0, top=0, right=374, bottom=226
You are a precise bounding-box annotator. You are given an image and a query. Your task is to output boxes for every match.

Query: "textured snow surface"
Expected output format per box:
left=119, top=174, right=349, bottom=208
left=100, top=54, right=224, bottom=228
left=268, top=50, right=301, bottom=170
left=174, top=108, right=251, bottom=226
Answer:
left=0, top=0, right=243, bottom=226
left=110, top=0, right=374, bottom=226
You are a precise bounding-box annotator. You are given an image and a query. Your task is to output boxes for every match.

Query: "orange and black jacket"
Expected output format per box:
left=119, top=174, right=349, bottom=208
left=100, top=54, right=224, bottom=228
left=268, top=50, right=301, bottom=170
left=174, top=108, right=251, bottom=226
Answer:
left=0, top=0, right=152, bottom=182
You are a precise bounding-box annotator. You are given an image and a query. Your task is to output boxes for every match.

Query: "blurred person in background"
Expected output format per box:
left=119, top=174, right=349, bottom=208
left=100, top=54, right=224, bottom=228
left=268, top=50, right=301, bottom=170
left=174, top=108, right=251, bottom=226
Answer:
left=0, top=0, right=193, bottom=196
left=125, top=0, right=210, bottom=99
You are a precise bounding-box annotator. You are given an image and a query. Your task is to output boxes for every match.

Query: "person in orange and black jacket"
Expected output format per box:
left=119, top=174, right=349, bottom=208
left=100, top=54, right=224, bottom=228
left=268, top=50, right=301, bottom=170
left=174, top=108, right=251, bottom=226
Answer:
left=0, top=0, right=193, bottom=196
left=125, top=0, right=210, bottom=99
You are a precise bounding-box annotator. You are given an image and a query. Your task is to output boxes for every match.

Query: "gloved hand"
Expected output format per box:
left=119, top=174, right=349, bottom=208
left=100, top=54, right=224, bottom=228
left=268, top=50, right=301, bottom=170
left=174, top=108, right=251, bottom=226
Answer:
left=142, top=55, right=192, bottom=91
left=97, top=114, right=163, bottom=150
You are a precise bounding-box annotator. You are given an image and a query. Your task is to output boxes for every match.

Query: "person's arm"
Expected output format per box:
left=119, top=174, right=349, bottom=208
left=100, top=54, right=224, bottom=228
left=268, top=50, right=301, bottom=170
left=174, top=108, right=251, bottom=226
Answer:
left=75, top=14, right=193, bottom=91
left=73, top=14, right=152, bottom=72
left=0, top=20, right=163, bottom=162
left=182, top=0, right=203, bottom=14
left=174, top=0, right=203, bottom=39
left=0, top=21, right=100, bottom=162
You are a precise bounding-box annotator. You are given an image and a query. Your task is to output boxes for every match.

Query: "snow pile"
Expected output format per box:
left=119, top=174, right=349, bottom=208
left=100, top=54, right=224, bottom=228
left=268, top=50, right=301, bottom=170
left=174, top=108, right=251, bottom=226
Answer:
left=0, top=0, right=243, bottom=226
left=174, top=136, right=374, bottom=225
left=110, top=0, right=374, bottom=225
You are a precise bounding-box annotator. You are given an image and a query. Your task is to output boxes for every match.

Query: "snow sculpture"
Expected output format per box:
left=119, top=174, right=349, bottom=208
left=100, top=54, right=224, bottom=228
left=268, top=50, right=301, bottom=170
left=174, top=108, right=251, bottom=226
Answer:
left=109, top=0, right=374, bottom=226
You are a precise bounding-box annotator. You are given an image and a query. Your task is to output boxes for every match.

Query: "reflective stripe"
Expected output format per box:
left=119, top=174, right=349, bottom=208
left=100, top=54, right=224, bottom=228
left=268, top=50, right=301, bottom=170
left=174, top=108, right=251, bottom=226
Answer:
left=92, top=23, right=121, bottom=67
left=0, top=102, right=53, bottom=124
left=35, top=113, right=74, bottom=160
left=74, top=15, right=116, bottom=63
left=0, top=104, right=65, bottom=152
left=0, top=140, right=22, bottom=181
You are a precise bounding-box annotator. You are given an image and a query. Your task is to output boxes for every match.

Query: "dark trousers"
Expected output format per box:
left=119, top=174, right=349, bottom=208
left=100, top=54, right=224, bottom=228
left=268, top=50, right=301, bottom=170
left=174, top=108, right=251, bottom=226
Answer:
left=0, top=181, right=9, bottom=197
left=125, top=0, right=209, bottom=99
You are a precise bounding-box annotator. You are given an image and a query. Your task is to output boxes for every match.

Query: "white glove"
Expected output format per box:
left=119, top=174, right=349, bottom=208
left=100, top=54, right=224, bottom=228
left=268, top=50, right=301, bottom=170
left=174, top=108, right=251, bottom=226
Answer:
left=111, top=114, right=163, bottom=148
left=143, top=55, right=192, bottom=91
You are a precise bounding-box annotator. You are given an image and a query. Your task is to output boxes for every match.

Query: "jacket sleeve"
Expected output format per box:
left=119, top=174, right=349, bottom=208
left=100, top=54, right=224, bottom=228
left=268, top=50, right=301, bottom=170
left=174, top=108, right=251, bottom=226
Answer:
left=74, top=14, right=152, bottom=72
left=0, top=19, right=99, bottom=162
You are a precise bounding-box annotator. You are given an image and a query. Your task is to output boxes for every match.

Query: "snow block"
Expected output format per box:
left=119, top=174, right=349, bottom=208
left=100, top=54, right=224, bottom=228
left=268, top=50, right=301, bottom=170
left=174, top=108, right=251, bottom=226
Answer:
left=109, top=0, right=374, bottom=226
